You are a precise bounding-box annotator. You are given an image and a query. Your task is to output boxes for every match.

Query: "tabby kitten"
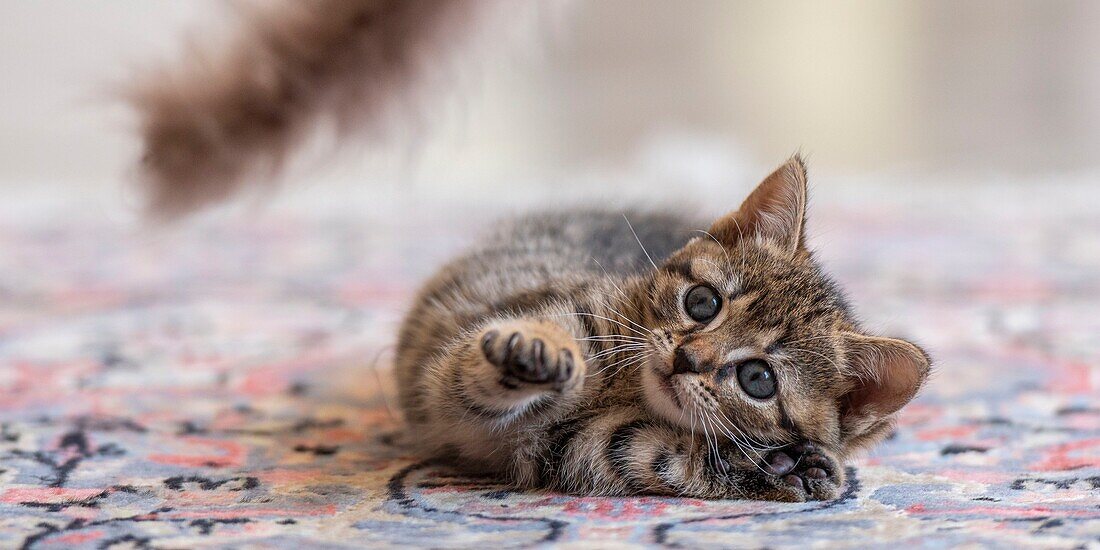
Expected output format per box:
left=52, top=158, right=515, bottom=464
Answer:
left=395, top=156, right=930, bottom=501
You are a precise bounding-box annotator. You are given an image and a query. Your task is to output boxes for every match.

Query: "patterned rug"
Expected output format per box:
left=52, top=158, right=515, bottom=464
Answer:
left=1, top=181, right=1098, bottom=548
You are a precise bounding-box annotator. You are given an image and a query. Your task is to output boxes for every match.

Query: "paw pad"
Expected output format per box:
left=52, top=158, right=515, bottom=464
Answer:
left=481, top=330, right=575, bottom=386
left=761, top=441, right=841, bottom=501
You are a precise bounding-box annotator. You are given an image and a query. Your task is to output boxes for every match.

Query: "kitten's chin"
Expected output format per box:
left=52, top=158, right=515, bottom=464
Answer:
left=641, top=360, right=696, bottom=430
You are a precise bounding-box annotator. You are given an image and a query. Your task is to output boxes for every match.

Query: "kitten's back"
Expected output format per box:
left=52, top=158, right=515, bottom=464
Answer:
left=489, top=209, right=701, bottom=277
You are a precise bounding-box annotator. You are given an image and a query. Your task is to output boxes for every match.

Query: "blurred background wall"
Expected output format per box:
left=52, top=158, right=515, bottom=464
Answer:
left=1, top=0, right=1098, bottom=193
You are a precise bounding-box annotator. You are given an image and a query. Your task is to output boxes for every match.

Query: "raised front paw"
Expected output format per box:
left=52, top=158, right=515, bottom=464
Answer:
left=480, top=324, right=580, bottom=390
left=758, top=441, right=843, bottom=501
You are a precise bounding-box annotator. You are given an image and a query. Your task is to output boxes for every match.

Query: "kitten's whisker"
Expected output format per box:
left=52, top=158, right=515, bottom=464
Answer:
left=589, top=341, right=646, bottom=353
left=590, top=341, right=646, bottom=351
left=721, top=434, right=770, bottom=476
left=597, top=347, right=643, bottom=366
left=579, top=332, right=647, bottom=340
left=582, top=341, right=647, bottom=352
left=696, top=257, right=743, bottom=291
left=711, top=411, right=778, bottom=465
left=706, top=414, right=742, bottom=468
left=729, top=216, right=747, bottom=272
left=594, top=355, right=647, bottom=374
left=715, top=410, right=782, bottom=453
left=623, top=213, right=659, bottom=272
left=688, top=396, right=697, bottom=444
left=700, top=411, right=719, bottom=473
left=549, top=312, right=649, bottom=338
left=590, top=345, right=646, bottom=361
left=584, top=342, right=646, bottom=354
left=608, top=348, right=650, bottom=367
left=693, top=393, right=776, bottom=464
left=694, top=401, right=712, bottom=453
left=710, top=406, right=778, bottom=448
left=700, top=408, right=751, bottom=485
left=593, top=291, right=656, bottom=339
left=602, top=302, right=655, bottom=338
left=702, top=410, right=720, bottom=463
left=605, top=352, right=651, bottom=380
left=688, top=389, right=734, bottom=480
left=590, top=258, right=645, bottom=317
left=705, top=408, right=771, bottom=474
left=698, top=404, right=748, bottom=459
left=694, top=229, right=732, bottom=266
left=578, top=335, right=648, bottom=343
left=696, top=258, right=726, bottom=273
left=594, top=352, right=642, bottom=365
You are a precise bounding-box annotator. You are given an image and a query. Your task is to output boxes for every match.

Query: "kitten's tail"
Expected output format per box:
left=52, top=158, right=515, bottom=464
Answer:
left=126, top=0, right=529, bottom=219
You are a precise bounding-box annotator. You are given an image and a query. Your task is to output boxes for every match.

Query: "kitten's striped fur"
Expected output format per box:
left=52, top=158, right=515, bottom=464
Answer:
left=396, top=157, right=931, bottom=501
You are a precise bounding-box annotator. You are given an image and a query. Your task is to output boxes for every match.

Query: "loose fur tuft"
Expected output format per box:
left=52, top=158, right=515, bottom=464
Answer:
left=126, top=0, right=520, bottom=218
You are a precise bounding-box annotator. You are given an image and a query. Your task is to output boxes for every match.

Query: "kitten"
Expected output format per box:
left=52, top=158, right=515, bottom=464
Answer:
left=396, top=156, right=930, bottom=501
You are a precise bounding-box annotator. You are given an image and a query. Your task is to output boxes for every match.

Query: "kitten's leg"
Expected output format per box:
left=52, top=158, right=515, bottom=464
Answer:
left=745, top=441, right=845, bottom=502
left=547, top=412, right=843, bottom=501
left=427, top=318, right=587, bottom=426
left=650, top=436, right=844, bottom=501
left=479, top=321, right=582, bottom=394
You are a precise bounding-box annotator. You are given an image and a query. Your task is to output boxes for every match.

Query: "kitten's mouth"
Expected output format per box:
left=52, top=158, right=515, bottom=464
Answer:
left=642, top=358, right=696, bottom=428
left=658, top=374, right=682, bottom=409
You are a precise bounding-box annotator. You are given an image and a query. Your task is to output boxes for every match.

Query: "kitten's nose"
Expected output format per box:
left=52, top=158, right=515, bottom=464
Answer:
left=672, top=347, right=713, bottom=375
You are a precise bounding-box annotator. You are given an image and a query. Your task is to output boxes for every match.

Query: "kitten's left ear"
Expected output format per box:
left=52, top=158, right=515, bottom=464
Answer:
left=710, top=155, right=808, bottom=256
left=839, top=332, right=931, bottom=435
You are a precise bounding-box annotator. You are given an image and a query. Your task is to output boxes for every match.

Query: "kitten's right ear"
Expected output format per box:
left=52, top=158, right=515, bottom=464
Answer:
left=839, top=332, right=931, bottom=438
left=709, top=155, right=808, bottom=256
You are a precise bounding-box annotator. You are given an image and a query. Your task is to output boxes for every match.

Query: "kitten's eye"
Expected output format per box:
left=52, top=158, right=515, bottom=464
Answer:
left=736, top=359, right=776, bottom=399
left=684, top=285, right=721, bottom=323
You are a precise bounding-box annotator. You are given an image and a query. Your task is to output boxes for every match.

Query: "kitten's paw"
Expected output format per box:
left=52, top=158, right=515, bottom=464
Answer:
left=479, top=323, right=582, bottom=391
left=759, top=441, right=843, bottom=501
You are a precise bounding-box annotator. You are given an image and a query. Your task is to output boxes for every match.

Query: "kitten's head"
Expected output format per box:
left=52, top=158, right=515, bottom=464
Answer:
left=636, top=156, right=930, bottom=458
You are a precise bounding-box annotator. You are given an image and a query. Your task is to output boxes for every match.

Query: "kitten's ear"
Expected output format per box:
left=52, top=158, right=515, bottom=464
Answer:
left=709, top=155, right=808, bottom=255
left=839, top=332, right=931, bottom=434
